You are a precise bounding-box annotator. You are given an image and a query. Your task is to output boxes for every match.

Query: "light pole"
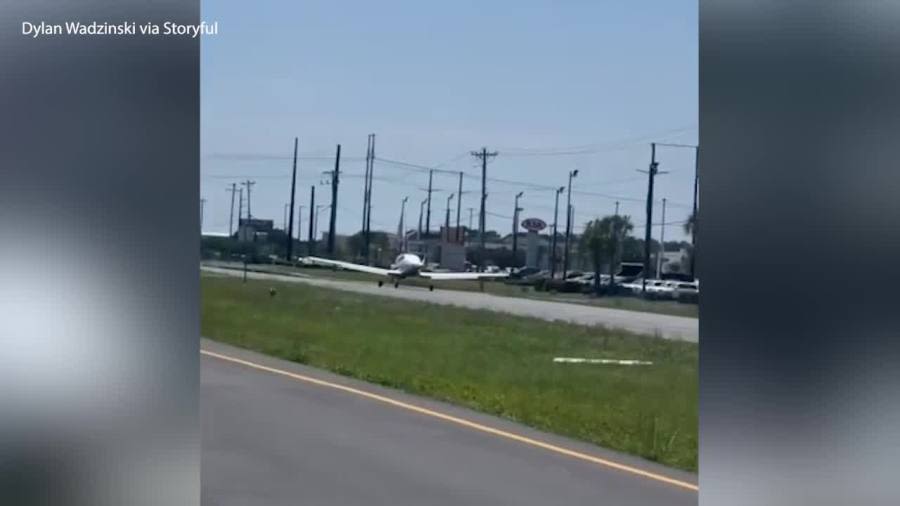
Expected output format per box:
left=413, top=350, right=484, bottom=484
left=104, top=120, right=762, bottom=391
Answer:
left=512, top=191, right=524, bottom=267
left=445, top=193, right=455, bottom=237
left=418, top=198, right=427, bottom=241
left=314, top=204, right=330, bottom=244
left=562, top=169, right=579, bottom=279
left=550, top=186, right=565, bottom=279
left=691, top=146, right=699, bottom=280
left=400, top=196, right=409, bottom=252
left=656, top=198, right=667, bottom=277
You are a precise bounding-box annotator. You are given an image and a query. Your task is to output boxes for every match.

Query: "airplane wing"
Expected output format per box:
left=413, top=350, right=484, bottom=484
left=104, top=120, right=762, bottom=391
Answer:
left=304, top=257, right=400, bottom=276
left=419, top=271, right=509, bottom=280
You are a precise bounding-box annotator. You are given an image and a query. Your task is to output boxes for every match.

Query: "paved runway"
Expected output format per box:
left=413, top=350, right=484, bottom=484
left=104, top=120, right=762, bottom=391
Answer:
left=202, top=340, right=697, bottom=505
left=201, top=266, right=698, bottom=342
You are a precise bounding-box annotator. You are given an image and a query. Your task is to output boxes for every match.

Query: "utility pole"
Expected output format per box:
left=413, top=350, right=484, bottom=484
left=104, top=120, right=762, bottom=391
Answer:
left=611, top=201, right=621, bottom=290
left=471, top=147, right=497, bottom=271
left=656, top=197, right=667, bottom=277
left=363, top=134, right=376, bottom=263
left=691, top=146, right=699, bottom=280
left=641, top=143, right=665, bottom=294
left=512, top=191, right=524, bottom=266
left=227, top=183, right=238, bottom=237
left=468, top=207, right=474, bottom=230
left=200, top=198, right=206, bottom=230
left=297, top=204, right=304, bottom=253
left=562, top=169, right=579, bottom=278
left=362, top=135, right=372, bottom=243
left=237, top=188, right=243, bottom=234
left=286, top=137, right=299, bottom=261
left=308, top=186, right=316, bottom=256
left=366, top=135, right=375, bottom=261
left=242, top=180, right=255, bottom=219
left=399, top=196, right=409, bottom=252
left=425, top=169, right=434, bottom=237
left=550, top=186, right=564, bottom=278
left=444, top=193, right=455, bottom=236
left=327, top=144, right=340, bottom=257
left=455, top=172, right=463, bottom=242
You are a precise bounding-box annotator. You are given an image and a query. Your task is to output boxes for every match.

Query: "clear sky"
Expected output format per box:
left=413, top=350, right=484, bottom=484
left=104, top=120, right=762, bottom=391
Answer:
left=201, top=0, right=697, bottom=242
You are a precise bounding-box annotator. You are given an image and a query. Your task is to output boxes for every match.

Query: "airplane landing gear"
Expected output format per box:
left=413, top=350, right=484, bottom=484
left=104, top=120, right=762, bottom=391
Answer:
left=394, top=281, right=400, bottom=288
left=429, top=285, right=434, bottom=292
left=378, top=280, right=384, bottom=287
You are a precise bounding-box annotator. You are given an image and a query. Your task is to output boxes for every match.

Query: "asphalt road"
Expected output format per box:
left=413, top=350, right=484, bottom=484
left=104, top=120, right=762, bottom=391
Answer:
left=202, top=340, right=697, bottom=505
left=201, top=266, right=698, bottom=342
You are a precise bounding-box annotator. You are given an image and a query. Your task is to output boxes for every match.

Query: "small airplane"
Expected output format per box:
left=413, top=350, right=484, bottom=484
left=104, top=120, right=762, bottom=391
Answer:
left=304, top=253, right=508, bottom=291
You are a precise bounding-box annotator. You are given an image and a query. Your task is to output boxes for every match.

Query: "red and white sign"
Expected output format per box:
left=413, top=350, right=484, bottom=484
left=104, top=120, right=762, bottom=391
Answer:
left=520, top=217, right=547, bottom=232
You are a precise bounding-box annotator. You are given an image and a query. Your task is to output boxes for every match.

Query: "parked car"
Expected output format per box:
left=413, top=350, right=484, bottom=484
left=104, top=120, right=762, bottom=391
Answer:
left=564, top=270, right=585, bottom=280
left=509, top=267, right=541, bottom=280
left=646, top=280, right=677, bottom=300
left=672, top=281, right=699, bottom=303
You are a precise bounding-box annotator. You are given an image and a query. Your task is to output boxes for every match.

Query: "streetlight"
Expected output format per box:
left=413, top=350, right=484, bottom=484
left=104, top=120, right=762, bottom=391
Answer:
left=314, top=204, right=330, bottom=243
left=550, top=186, right=565, bottom=279
left=512, top=191, right=524, bottom=267
left=400, top=196, right=409, bottom=252
left=563, top=169, right=579, bottom=279
left=418, top=198, right=427, bottom=241
left=444, top=193, right=455, bottom=237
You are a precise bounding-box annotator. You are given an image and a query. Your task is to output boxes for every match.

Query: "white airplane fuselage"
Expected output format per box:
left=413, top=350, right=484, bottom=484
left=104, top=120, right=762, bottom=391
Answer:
left=390, top=253, right=425, bottom=278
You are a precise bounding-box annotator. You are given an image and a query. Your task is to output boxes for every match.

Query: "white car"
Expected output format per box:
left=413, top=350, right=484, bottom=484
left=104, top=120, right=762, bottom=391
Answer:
left=672, top=281, right=699, bottom=301
left=619, top=280, right=645, bottom=295
left=644, top=279, right=675, bottom=299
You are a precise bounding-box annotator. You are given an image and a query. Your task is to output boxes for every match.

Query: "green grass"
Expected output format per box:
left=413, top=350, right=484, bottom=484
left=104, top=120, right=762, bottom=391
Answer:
left=201, top=274, right=698, bottom=471
left=203, top=261, right=698, bottom=318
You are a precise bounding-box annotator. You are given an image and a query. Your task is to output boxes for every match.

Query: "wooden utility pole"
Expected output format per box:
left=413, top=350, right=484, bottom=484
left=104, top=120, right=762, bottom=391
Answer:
left=642, top=144, right=661, bottom=294
left=363, top=134, right=375, bottom=263
left=425, top=169, right=434, bottom=237
left=455, top=172, right=463, bottom=242
left=237, top=188, right=243, bottom=232
left=327, top=144, right=340, bottom=257
left=241, top=180, right=255, bottom=219
left=286, top=137, right=299, bottom=261
left=471, top=147, right=497, bottom=271
left=226, top=183, right=238, bottom=237
left=308, top=186, right=316, bottom=256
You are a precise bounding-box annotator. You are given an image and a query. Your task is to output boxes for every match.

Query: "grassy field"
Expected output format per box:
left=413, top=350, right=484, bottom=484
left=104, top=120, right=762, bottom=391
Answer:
left=201, top=274, right=698, bottom=471
left=204, top=261, right=698, bottom=318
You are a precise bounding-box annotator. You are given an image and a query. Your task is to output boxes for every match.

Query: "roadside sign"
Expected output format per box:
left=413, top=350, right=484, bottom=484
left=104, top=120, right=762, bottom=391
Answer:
left=520, top=218, right=547, bottom=232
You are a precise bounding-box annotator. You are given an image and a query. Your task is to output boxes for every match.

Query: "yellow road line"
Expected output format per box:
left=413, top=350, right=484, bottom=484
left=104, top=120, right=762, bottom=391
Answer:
left=201, top=348, right=699, bottom=493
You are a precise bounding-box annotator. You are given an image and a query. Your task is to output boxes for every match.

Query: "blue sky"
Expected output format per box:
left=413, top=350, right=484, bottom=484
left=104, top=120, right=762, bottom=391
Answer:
left=201, top=1, right=697, bottom=240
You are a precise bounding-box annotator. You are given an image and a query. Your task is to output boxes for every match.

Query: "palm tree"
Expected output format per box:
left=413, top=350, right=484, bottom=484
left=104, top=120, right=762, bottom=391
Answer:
left=580, top=215, right=633, bottom=294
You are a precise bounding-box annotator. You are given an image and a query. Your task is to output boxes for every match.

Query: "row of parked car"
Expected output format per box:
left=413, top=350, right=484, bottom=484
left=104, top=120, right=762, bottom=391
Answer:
left=506, top=267, right=699, bottom=303
left=619, top=279, right=699, bottom=302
